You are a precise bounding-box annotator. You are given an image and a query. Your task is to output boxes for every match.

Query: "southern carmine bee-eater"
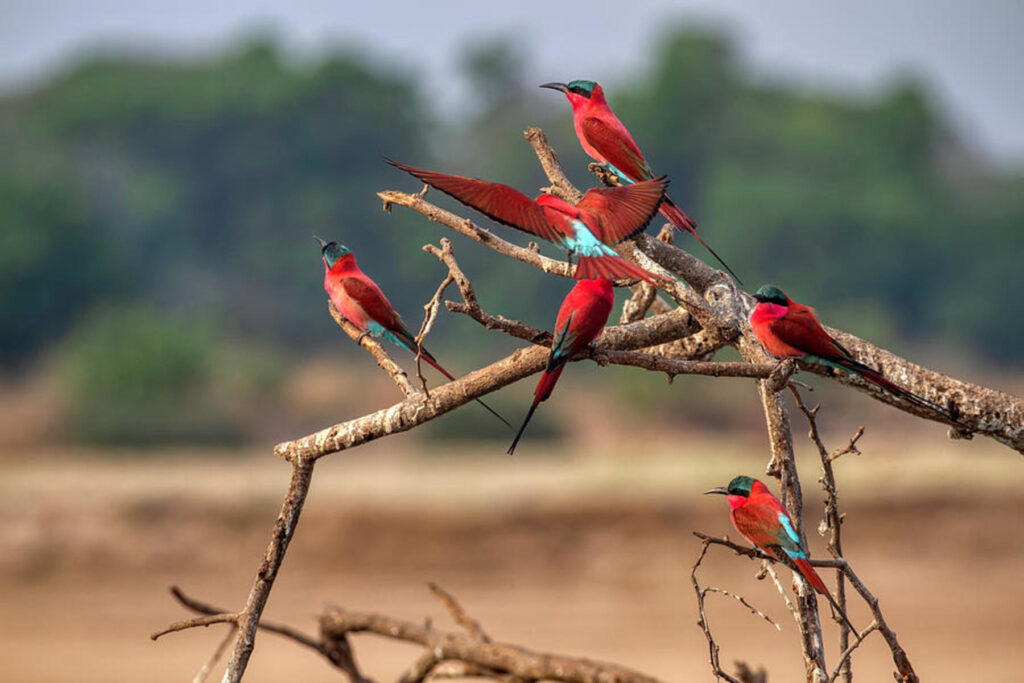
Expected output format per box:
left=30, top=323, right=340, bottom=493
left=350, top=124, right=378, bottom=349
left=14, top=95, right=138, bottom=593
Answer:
left=316, top=237, right=512, bottom=429
left=507, top=278, right=614, bottom=455
left=387, top=159, right=667, bottom=283
left=750, top=284, right=958, bottom=422
left=540, top=80, right=741, bottom=283
left=705, top=475, right=857, bottom=633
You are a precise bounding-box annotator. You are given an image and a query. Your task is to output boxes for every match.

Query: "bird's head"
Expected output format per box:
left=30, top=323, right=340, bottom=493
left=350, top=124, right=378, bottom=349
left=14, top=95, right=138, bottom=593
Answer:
left=540, top=80, right=602, bottom=107
left=705, top=475, right=757, bottom=508
left=752, top=285, right=789, bottom=307
left=314, top=236, right=352, bottom=269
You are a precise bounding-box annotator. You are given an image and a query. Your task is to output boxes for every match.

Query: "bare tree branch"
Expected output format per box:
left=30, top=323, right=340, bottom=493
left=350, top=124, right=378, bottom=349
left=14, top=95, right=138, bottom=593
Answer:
left=691, top=541, right=745, bottom=683
left=221, top=458, right=316, bottom=682
left=195, top=626, right=238, bottom=683
left=428, top=582, right=492, bottom=644
left=320, top=605, right=664, bottom=683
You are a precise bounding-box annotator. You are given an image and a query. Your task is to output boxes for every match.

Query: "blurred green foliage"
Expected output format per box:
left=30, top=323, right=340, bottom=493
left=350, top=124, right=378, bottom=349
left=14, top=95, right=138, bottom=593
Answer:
left=2, top=29, right=1022, bottom=442
left=60, top=307, right=244, bottom=444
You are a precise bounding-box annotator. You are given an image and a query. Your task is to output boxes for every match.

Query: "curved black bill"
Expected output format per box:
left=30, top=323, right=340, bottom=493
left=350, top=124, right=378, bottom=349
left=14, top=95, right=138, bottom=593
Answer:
left=704, top=487, right=729, bottom=496
left=752, top=294, right=769, bottom=303
left=312, top=235, right=329, bottom=250
left=539, top=82, right=569, bottom=93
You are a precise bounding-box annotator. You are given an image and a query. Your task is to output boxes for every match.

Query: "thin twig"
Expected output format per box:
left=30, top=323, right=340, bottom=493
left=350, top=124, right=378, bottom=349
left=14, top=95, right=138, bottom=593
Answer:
left=827, top=623, right=879, bottom=683
left=151, top=613, right=239, bottom=640
left=790, top=388, right=857, bottom=680
left=704, top=587, right=781, bottom=631
left=691, top=541, right=744, bottom=683
left=195, top=626, right=238, bottom=683
left=414, top=259, right=456, bottom=396
left=428, top=583, right=491, bottom=643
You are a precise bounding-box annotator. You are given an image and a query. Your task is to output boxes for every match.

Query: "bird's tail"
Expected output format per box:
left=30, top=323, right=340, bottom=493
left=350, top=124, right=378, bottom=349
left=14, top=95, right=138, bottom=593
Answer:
left=507, top=398, right=541, bottom=455
left=574, top=254, right=659, bottom=284
left=534, top=363, right=567, bottom=404
left=789, top=556, right=858, bottom=634
left=791, top=556, right=829, bottom=596
left=823, top=356, right=962, bottom=426
left=658, top=197, right=742, bottom=285
left=404, top=341, right=514, bottom=431
left=505, top=360, right=569, bottom=456
left=507, top=364, right=566, bottom=455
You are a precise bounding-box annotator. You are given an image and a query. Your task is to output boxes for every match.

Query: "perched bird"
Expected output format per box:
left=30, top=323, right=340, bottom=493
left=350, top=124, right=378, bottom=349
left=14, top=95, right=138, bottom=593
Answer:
left=750, top=284, right=955, bottom=420
left=316, top=237, right=512, bottom=429
left=705, top=475, right=856, bottom=633
left=507, top=278, right=614, bottom=454
left=540, top=79, right=740, bottom=283
left=387, top=159, right=667, bottom=283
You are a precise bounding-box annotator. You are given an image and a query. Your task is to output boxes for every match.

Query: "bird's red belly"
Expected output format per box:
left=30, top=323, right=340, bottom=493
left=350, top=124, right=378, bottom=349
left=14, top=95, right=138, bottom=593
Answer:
left=326, top=284, right=368, bottom=329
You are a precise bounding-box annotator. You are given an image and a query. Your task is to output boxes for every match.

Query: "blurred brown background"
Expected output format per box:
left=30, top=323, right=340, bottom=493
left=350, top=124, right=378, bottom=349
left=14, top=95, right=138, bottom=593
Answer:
left=2, top=1, right=1023, bottom=681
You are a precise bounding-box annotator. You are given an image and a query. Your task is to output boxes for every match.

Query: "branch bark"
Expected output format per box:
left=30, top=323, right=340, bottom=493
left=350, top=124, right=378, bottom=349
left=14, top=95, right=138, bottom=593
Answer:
left=320, top=606, right=664, bottom=683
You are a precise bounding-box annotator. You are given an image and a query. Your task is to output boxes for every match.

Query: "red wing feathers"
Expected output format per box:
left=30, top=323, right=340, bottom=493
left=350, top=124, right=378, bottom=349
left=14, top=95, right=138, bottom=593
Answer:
left=769, top=305, right=847, bottom=361
left=574, top=255, right=656, bottom=283
left=579, top=116, right=652, bottom=180
left=387, top=160, right=561, bottom=242
left=341, top=277, right=408, bottom=337
left=575, top=177, right=668, bottom=243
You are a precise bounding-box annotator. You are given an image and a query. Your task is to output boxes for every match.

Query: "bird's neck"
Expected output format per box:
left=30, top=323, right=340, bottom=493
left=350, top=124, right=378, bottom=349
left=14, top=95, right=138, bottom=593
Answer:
left=326, top=254, right=358, bottom=276
left=726, top=494, right=747, bottom=511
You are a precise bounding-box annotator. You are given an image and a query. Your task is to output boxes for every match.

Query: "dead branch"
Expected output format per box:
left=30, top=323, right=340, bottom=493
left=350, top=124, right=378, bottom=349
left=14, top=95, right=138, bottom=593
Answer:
left=320, top=602, right=664, bottom=683
left=163, top=586, right=370, bottom=682
left=691, top=541, right=744, bottom=683
left=790, top=389, right=857, bottom=681
left=195, top=626, right=238, bottom=683
left=427, top=582, right=492, bottom=643
left=788, top=392, right=918, bottom=683
left=222, top=458, right=316, bottom=681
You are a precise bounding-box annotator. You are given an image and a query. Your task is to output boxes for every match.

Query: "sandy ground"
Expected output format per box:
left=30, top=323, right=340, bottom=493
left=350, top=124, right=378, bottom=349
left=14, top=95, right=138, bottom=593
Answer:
left=1, top=431, right=1022, bottom=682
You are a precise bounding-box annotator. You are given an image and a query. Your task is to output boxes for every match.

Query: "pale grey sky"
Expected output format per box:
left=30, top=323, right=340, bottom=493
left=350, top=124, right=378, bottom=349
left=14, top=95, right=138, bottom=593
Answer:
left=3, top=0, right=1022, bottom=164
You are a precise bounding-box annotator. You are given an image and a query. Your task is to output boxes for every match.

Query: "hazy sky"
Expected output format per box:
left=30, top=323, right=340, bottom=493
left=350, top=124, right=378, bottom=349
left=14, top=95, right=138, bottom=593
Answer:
left=3, top=0, right=1022, bottom=164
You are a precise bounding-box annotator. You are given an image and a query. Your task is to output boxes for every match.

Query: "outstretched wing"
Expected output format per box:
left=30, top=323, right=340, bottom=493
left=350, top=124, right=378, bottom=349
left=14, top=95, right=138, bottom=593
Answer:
left=576, top=176, right=668, bottom=243
left=579, top=116, right=653, bottom=181
left=387, top=159, right=561, bottom=242
left=769, top=305, right=848, bottom=361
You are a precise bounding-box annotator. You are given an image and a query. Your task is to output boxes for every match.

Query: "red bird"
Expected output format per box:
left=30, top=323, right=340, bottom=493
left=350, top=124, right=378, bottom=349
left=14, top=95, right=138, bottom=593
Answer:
left=316, top=237, right=511, bottom=429
left=388, top=159, right=667, bottom=283
left=750, top=284, right=957, bottom=421
left=541, top=79, right=740, bottom=283
left=705, top=476, right=856, bottom=633
left=507, top=278, right=614, bottom=454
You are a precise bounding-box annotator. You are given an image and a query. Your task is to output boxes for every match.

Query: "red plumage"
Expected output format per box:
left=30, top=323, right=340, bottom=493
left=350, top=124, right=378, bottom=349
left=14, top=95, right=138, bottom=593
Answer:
left=750, top=287, right=957, bottom=420
left=508, top=278, right=614, bottom=454
left=320, top=243, right=511, bottom=428
left=548, top=81, right=739, bottom=282
left=710, top=477, right=855, bottom=632
left=388, top=159, right=666, bottom=283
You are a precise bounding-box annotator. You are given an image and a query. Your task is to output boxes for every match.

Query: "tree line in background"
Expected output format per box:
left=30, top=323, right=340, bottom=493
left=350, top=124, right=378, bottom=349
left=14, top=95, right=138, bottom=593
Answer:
left=3, top=28, right=1022, bottom=442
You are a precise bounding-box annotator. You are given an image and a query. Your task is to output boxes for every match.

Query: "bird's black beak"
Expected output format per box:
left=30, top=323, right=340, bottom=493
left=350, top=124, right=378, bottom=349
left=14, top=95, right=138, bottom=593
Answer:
left=704, top=487, right=729, bottom=496
left=312, top=235, right=328, bottom=250
left=752, top=294, right=768, bottom=303
left=539, top=82, right=570, bottom=94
